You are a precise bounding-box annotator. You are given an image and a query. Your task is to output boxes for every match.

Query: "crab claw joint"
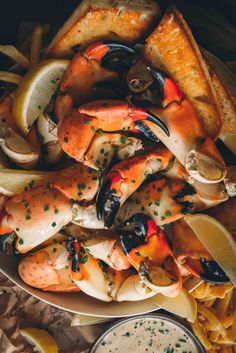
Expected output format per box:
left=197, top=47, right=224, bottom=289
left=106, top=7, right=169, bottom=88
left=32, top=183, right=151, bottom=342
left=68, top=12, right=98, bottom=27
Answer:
left=120, top=213, right=182, bottom=297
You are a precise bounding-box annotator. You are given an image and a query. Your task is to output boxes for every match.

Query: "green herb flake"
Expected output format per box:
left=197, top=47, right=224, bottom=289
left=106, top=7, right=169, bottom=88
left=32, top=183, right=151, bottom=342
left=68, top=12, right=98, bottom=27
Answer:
left=135, top=251, right=141, bottom=256
left=25, top=215, right=31, bottom=220
left=53, top=248, right=57, bottom=252
left=54, top=209, right=59, bottom=214
left=44, top=205, right=49, bottom=211
left=80, top=255, right=88, bottom=264
left=52, top=222, right=57, bottom=227
left=19, top=238, right=24, bottom=245
left=165, top=211, right=172, bottom=217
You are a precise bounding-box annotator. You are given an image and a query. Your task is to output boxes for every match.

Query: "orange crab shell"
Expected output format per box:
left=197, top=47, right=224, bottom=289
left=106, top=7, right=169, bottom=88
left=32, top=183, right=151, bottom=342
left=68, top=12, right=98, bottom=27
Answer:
left=54, top=163, right=99, bottom=202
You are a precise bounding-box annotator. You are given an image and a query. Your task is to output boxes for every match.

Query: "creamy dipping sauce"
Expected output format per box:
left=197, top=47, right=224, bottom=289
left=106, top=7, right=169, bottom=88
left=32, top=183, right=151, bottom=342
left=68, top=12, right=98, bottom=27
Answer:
left=92, top=316, right=201, bottom=353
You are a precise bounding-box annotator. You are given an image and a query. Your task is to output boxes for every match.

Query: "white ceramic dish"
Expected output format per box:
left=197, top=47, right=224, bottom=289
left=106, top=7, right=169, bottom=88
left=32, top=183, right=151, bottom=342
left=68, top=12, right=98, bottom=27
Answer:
left=89, top=313, right=206, bottom=353
left=0, top=252, right=159, bottom=317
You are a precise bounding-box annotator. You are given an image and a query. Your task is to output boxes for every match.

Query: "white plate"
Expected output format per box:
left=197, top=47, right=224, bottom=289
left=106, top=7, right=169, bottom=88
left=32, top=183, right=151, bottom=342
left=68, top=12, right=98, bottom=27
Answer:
left=0, top=252, right=159, bottom=317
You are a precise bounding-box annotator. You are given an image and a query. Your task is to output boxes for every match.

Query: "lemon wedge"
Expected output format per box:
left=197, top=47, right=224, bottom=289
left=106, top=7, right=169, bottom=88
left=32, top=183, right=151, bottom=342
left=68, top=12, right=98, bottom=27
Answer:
left=13, top=59, right=69, bottom=135
left=149, top=287, right=197, bottom=323
left=185, top=214, right=236, bottom=287
left=20, top=327, right=58, bottom=353
left=0, top=168, right=56, bottom=196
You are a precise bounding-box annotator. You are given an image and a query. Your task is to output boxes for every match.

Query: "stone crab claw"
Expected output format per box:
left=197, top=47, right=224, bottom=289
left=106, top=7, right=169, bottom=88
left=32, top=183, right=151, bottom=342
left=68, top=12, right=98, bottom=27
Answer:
left=18, top=242, right=81, bottom=292
left=172, top=219, right=229, bottom=284
left=74, top=131, right=142, bottom=170
left=140, top=67, right=226, bottom=184
left=82, top=235, right=131, bottom=270
left=69, top=239, right=157, bottom=301
left=96, top=147, right=173, bottom=227
left=118, top=177, right=196, bottom=227
left=58, top=99, right=169, bottom=165
left=0, top=163, right=99, bottom=253
left=120, top=213, right=182, bottom=297
left=55, top=41, right=137, bottom=118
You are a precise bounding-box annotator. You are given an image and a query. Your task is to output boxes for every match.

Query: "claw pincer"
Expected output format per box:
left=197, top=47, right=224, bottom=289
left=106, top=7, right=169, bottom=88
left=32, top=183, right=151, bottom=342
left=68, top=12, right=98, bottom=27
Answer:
left=120, top=214, right=181, bottom=296
left=142, top=67, right=226, bottom=184
left=58, top=99, right=169, bottom=167
left=172, top=220, right=229, bottom=284
left=96, top=147, right=173, bottom=227
left=55, top=41, right=137, bottom=118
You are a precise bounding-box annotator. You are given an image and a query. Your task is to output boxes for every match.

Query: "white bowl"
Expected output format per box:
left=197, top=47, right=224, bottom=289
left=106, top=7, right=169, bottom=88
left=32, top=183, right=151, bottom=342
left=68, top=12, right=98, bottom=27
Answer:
left=0, top=252, right=158, bottom=317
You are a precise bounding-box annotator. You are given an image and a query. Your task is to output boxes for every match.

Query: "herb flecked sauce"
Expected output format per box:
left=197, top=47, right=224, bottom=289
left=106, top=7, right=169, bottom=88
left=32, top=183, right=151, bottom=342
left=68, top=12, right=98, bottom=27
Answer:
left=95, top=318, right=198, bottom=353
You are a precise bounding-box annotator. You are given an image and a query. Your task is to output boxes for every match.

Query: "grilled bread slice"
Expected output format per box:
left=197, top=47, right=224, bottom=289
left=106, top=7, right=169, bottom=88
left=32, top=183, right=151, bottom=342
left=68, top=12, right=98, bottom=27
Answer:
left=203, top=50, right=236, bottom=134
left=143, top=7, right=222, bottom=139
left=45, top=0, right=160, bottom=59
left=203, top=50, right=236, bottom=154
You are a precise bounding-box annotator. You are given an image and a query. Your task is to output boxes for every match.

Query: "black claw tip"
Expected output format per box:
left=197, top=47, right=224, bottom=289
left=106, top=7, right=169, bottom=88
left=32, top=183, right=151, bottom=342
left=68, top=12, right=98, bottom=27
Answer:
left=96, top=179, right=121, bottom=227
left=135, top=120, right=160, bottom=142
left=147, top=67, right=168, bottom=99
left=146, top=110, right=170, bottom=137
left=120, top=213, right=150, bottom=253
left=101, top=41, right=137, bottom=72
left=72, top=255, right=80, bottom=273
left=174, top=182, right=197, bottom=199
left=200, top=259, right=229, bottom=284
left=181, top=201, right=194, bottom=214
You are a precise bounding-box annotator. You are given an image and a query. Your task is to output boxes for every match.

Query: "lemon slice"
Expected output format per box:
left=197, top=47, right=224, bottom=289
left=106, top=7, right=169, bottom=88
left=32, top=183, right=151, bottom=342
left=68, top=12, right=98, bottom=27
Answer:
left=149, top=287, right=197, bottom=323
left=13, top=59, right=69, bottom=135
left=0, top=168, right=56, bottom=196
left=185, top=214, right=236, bottom=287
left=20, top=327, right=58, bottom=353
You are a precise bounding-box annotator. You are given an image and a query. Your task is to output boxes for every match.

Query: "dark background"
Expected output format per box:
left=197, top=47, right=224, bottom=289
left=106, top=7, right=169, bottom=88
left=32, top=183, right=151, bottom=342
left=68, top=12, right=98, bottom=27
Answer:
left=0, top=0, right=235, bottom=60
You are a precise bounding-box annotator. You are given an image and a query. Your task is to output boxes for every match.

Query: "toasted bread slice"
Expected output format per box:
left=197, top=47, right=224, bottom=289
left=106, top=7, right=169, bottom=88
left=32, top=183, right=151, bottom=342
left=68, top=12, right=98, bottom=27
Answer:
left=45, top=0, right=160, bottom=59
left=203, top=50, right=236, bottom=134
left=143, top=7, right=222, bottom=139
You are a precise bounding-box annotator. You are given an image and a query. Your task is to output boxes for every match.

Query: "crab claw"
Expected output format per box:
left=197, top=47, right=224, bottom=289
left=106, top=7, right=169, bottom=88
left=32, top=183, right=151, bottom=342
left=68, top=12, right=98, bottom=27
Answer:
left=96, top=172, right=121, bottom=228
left=147, top=66, right=184, bottom=107
left=85, top=41, right=137, bottom=72
left=18, top=242, right=81, bottom=292
left=97, top=148, right=173, bottom=227
left=120, top=213, right=182, bottom=297
left=172, top=219, right=229, bottom=284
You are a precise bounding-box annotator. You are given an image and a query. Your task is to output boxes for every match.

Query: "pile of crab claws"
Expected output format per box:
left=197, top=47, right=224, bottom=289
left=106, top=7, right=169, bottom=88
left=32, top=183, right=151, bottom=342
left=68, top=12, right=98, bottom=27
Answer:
left=100, top=41, right=137, bottom=72
left=147, top=66, right=184, bottom=106
left=96, top=177, right=121, bottom=228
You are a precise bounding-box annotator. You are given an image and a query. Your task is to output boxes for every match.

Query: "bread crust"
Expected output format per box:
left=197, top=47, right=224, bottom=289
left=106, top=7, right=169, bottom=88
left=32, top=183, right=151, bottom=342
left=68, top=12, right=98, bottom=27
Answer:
left=143, top=7, right=223, bottom=139
left=45, top=0, right=160, bottom=59
left=203, top=50, right=236, bottom=134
